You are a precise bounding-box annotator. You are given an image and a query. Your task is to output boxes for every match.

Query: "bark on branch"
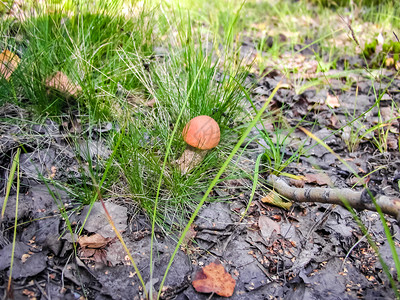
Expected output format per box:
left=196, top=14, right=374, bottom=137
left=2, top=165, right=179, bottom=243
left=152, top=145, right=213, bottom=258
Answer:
left=267, top=175, right=400, bottom=221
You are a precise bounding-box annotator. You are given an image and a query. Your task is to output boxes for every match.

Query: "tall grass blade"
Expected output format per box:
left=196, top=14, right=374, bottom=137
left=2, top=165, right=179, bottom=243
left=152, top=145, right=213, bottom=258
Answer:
left=240, top=153, right=262, bottom=222
left=6, top=148, right=21, bottom=297
left=1, top=149, right=20, bottom=219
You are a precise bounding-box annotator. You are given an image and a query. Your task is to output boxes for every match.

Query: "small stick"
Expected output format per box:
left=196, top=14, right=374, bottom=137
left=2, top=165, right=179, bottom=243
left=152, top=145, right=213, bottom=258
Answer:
left=266, top=175, right=400, bottom=221
left=394, top=31, right=399, bottom=42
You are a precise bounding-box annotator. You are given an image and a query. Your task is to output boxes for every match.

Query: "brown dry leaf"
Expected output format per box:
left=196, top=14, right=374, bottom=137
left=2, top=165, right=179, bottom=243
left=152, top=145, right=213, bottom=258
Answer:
left=180, top=224, right=197, bottom=254
left=79, top=248, right=96, bottom=258
left=304, top=173, right=332, bottom=186
left=326, top=93, right=340, bottom=108
left=192, top=260, right=236, bottom=297
left=45, top=71, right=82, bottom=97
left=387, top=134, right=398, bottom=151
left=79, top=247, right=108, bottom=265
left=21, top=253, right=31, bottom=263
left=92, top=249, right=108, bottom=265
left=386, top=57, right=395, bottom=68
left=329, top=114, right=339, bottom=128
left=258, top=215, right=281, bottom=240
left=78, top=233, right=110, bottom=249
left=261, top=191, right=292, bottom=209
left=144, top=98, right=156, bottom=107
left=22, top=289, right=36, bottom=297
left=0, top=49, right=20, bottom=80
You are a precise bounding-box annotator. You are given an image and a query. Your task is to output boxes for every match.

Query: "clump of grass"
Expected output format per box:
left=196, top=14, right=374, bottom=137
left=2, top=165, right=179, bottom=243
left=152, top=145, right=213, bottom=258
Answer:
left=0, top=2, right=153, bottom=119
left=114, top=6, right=251, bottom=228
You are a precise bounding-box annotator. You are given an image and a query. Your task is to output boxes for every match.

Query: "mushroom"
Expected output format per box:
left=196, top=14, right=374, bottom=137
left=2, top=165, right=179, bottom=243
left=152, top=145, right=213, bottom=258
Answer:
left=176, top=115, right=220, bottom=174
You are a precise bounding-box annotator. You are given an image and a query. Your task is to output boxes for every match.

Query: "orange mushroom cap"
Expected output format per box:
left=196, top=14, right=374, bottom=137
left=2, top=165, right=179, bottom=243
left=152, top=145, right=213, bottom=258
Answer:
left=182, top=115, right=220, bottom=150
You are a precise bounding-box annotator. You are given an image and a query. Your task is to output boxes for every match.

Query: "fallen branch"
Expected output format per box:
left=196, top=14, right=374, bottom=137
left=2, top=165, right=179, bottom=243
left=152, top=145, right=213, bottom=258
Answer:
left=266, top=175, right=400, bottom=221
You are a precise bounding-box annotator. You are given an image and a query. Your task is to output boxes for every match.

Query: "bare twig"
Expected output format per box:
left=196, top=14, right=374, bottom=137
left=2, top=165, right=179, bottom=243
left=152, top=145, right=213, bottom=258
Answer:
left=394, top=31, right=399, bottom=42
left=339, top=14, right=360, bottom=47
left=266, top=175, right=400, bottom=221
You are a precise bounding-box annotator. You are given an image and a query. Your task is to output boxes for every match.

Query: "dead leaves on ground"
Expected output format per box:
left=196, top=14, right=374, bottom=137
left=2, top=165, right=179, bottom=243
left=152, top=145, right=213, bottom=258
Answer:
left=258, top=215, right=281, bottom=241
left=78, top=233, right=110, bottom=248
left=325, top=92, right=340, bottom=108
left=288, top=173, right=333, bottom=187
left=0, top=49, right=82, bottom=100
left=0, top=49, right=20, bottom=80
left=261, top=191, right=292, bottom=210
left=192, top=260, right=236, bottom=297
left=77, top=233, right=111, bottom=266
left=45, top=71, right=82, bottom=97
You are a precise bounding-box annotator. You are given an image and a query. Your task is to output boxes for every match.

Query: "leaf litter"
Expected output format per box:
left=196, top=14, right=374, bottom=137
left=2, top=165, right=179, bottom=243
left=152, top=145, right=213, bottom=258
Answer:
left=1, top=7, right=400, bottom=300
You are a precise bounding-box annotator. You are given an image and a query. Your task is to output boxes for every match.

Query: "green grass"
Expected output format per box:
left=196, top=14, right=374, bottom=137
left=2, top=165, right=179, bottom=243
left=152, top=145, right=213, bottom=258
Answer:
left=1, top=2, right=153, bottom=118
left=112, top=4, right=251, bottom=228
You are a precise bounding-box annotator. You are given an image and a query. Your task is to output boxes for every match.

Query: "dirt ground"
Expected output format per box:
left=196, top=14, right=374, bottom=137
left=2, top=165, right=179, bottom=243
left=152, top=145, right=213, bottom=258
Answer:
left=1, top=41, right=400, bottom=299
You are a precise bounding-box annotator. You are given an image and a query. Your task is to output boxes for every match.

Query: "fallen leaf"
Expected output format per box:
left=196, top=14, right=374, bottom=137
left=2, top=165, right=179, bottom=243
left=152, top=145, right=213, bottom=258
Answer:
left=326, top=92, right=340, bottom=108
left=387, top=134, right=398, bottom=150
left=0, top=49, right=20, bottom=80
left=258, top=215, right=281, bottom=240
left=144, top=98, right=156, bottom=107
left=21, top=253, right=31, bottom=263
left=261, top=191, right=292, bottom=209
left=79, top=247, right=108, bottom=265
left=386, top=57, right=394, bottom=68
left=192, top=260, right=236, bottom=297
left=79, top=248, right=96, bottom=258
left=180, top=224, right=197, bottom=254
left=45, top=71, right=82, bottom=97
left=78, top=233, right=110, bottom=249
left=329, top=114, right=339, bottom=128
left=304, top=173, right=332, bottom=186
left=22, top=289, right=36, bottom=297
left=92, top=249, right=108, bottom=265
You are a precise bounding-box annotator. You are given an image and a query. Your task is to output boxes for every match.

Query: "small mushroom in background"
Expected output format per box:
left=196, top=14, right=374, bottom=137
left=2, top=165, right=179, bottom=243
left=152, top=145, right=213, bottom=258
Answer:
left=176, top=115, right=220, bottom=174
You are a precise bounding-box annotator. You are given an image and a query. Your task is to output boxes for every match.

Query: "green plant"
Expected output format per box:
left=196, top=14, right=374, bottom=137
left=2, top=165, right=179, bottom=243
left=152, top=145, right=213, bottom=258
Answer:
left=0, top=1, right=153, bottom=119
left=5, top=148, right=20, bottom=298
left=0, top=148, right=21, bottom=298
left=258, top=125, right=304, bottom=175
left=114, top=7, right=250, bottom=228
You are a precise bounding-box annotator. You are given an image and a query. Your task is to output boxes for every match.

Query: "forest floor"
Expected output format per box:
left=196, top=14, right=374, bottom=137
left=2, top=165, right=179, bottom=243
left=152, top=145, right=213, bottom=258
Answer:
left=1, top=1, right=400, bottom=299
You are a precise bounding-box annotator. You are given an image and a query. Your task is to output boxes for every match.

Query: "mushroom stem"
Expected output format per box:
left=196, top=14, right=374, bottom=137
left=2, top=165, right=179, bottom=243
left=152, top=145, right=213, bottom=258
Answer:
left=176, top=145, right=208, bottom=175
